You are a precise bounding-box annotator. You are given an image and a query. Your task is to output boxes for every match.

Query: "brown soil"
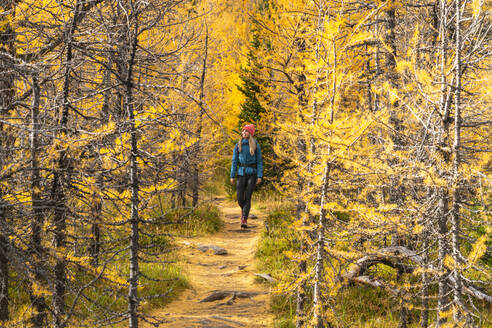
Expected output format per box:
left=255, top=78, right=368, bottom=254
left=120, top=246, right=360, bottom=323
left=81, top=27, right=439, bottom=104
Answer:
left=142, top=197, right=273, bottom=328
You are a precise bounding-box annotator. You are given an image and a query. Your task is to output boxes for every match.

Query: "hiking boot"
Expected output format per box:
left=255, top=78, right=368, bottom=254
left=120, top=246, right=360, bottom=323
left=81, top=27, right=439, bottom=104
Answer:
left=240, top=216, right=248, bottom=228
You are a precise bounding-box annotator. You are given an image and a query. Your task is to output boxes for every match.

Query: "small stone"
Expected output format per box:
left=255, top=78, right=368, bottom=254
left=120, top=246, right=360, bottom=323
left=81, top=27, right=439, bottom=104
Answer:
left=197, top=245, right=228, bottom=255
left=238, top=265, right=247, bottom=270
left=255, top=273, right=276, bottom=283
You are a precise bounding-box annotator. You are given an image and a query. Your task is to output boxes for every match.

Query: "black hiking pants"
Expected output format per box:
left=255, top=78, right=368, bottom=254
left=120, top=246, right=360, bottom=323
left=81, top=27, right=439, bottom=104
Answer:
left=236, top=174, right=256, bottom=219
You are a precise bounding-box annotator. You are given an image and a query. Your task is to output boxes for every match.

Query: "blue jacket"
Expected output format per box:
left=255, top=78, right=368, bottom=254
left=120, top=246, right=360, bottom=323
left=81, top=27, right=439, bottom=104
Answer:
left=230, top=138, right=263, bottom=178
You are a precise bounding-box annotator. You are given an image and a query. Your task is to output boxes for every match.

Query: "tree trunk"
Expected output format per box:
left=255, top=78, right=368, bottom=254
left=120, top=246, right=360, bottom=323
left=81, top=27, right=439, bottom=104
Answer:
left=295, top=65, right=308, bottom=328
left=0, top=234, right=7, bottom=322
left=384, top=0, right=402, bottom=149
left=123, top=8, right=140, bottom=327
left=437, top=189, right=450, bottom=327
left=313, top=162, right=331, bottom=328
left=450, top=0, right=463, bottom=322
left=52, top=2, right=82, bottom=325
left=128, top=82, right=140, bottom=328
left=0, top=0, right=16, bottom=320
left=436, top=1, right=451, bottom=325
left=29, top=73, right=48, bottom=328
left=192, top=28, right=208, bottom=207
left=90, top=198, right=101, bottom=266
left=420, top=237, right=429, bottom=328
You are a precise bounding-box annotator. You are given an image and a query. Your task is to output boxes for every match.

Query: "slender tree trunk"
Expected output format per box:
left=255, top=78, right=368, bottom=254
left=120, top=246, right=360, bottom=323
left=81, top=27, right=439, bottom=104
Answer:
left=101, top=51, right=113, bottom=123
left=90, top=197, right=101, bottom=266
left=384, top=0, right=401, bottom=149
left=124, top=9, right=140, bottom=327
left=420, top=236, right=429, bottom=328
left=313, top=162, right=331, bottom=328
left=179, top=164, right=187, bottom=208
left=437, top=189, right=450, bottom=327
left=192, top=28, right=208, bottom=207
left=0, top=227, right=7, bottom=322
left=436, top=1, right=451, bottom=325
left=295, top=62, right=308, bottom=328
left=0, top=0, right=16, bottom=319
left=298, top=8, right=325, bottom=325
left=52, top=170, right=68, bottom=328
left=52, top=3, right=82, bottom=325
left=374, top=23, right=381, bottom=112
left=450, top=0, right=463, bottom=322
left=29, top=73, right=48, bottom=328
left=365, top=42, right=373, bottom=112
left=128, top=82, right=140, bottom=328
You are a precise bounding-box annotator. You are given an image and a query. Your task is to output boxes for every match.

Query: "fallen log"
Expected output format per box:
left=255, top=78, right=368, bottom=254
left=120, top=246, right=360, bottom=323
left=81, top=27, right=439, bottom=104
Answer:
left=342, top=246, right=492, bottom=303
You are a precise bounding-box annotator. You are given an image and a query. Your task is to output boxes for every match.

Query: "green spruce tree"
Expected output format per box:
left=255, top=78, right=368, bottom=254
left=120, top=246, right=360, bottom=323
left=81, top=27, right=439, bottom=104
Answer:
left=236, top=28, right=278, bottom=188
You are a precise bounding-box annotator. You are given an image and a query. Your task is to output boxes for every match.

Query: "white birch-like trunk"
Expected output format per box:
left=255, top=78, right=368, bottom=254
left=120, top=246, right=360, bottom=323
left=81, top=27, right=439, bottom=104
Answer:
left=450, top=0, right=463, bottom=322
left=126, top=9, right=140, bottom=327
left=436, top=1, right=451, bottom=325
left=420, top=236, right=429, bottom=328
left=313, top=162, right=330, bottom=328
left=297, top=4, right=325, bottom=326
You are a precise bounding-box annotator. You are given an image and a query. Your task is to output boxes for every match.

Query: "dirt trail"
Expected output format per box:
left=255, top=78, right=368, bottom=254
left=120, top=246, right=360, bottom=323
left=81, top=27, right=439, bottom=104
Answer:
left=143, top=197, right=272, bottom=328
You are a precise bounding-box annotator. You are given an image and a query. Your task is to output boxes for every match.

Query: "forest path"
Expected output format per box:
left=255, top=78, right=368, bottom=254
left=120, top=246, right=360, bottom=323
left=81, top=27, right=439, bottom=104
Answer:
left=142, top=197, right=273, bottom=328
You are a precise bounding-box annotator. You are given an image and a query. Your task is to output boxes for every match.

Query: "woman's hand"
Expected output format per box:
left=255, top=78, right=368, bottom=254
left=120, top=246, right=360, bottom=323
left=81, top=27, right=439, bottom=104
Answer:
left=256, top=178, right=262, bottom=184
left=230, top=178, right=236, bottom=185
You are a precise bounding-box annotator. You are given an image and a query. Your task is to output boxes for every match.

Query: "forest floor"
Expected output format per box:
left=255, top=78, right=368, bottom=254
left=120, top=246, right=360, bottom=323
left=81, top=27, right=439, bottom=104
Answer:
left=142, top=196, right=273, bottom=328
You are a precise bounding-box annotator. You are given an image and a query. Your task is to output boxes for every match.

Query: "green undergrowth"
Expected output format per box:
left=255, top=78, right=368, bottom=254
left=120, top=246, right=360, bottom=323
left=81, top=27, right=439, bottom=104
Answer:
left=83, top=201, right=222, bottom=323
left=154, top=203, right=223, bottom=237
left=254, top=199, right=297, bottom=327
left=255, top=204, right=297, bottom=280
left=6, top=197, right=223, bottom=325
left=79, top=256, right=189, bottom=322
left=253, top=194, right=492, bottom=328
left=79, top=202, right=221, bottom=324
left=7, top=252, right=188, bottom=325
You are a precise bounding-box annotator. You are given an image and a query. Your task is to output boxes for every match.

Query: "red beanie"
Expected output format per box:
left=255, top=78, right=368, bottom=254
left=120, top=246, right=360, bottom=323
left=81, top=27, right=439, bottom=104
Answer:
left=242, top=124, right=255, bottom=136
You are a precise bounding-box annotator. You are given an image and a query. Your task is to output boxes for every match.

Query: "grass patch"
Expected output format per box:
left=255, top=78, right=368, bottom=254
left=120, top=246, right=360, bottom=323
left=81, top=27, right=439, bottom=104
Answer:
left=270, top=294, right=296, bottom=328
left=75, top=248, right=188, bottom=318
left=155, top=203, right=223, bottom=237
left=7, top=250, right=189, bottom=326
left=139, top=261, right=189, bottom=311
left=202, top=178, right=226, bottom=200
left=334, top=286, right=402, bottom=327
left=255, top=204, right=297, bottom=279
left=254, top=199, right=297, bottom=326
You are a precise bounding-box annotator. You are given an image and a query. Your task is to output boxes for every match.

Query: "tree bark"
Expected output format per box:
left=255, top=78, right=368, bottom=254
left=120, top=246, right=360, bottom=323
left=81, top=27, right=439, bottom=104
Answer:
left=192, top=28, right=208, bottom=207
left=124, top=6, right=140, bottom=327
left=384, top=0, right=402, bottom=150
left=450, top=0, right=463, bottom=322
left=420, top=237, right=429, bottom=328
left=313, top=162, right=331, bottom=328
left=0, top=0, right=16, bottom=320
left=52, top=2, right=83, bottom=326
left=436, top=1, right=451, bottom=325
left=294, top=29, right=308, bottom=328
left=90, top=197, right=101, bottom=267
left=29, top=73, right=48, bottom=328
left=437, top=189, right=450, bottom=327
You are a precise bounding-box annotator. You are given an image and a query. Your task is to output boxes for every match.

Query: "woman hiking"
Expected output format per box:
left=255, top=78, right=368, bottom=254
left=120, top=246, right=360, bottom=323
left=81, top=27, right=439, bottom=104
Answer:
left=230, top=124, right=263, bottom=228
